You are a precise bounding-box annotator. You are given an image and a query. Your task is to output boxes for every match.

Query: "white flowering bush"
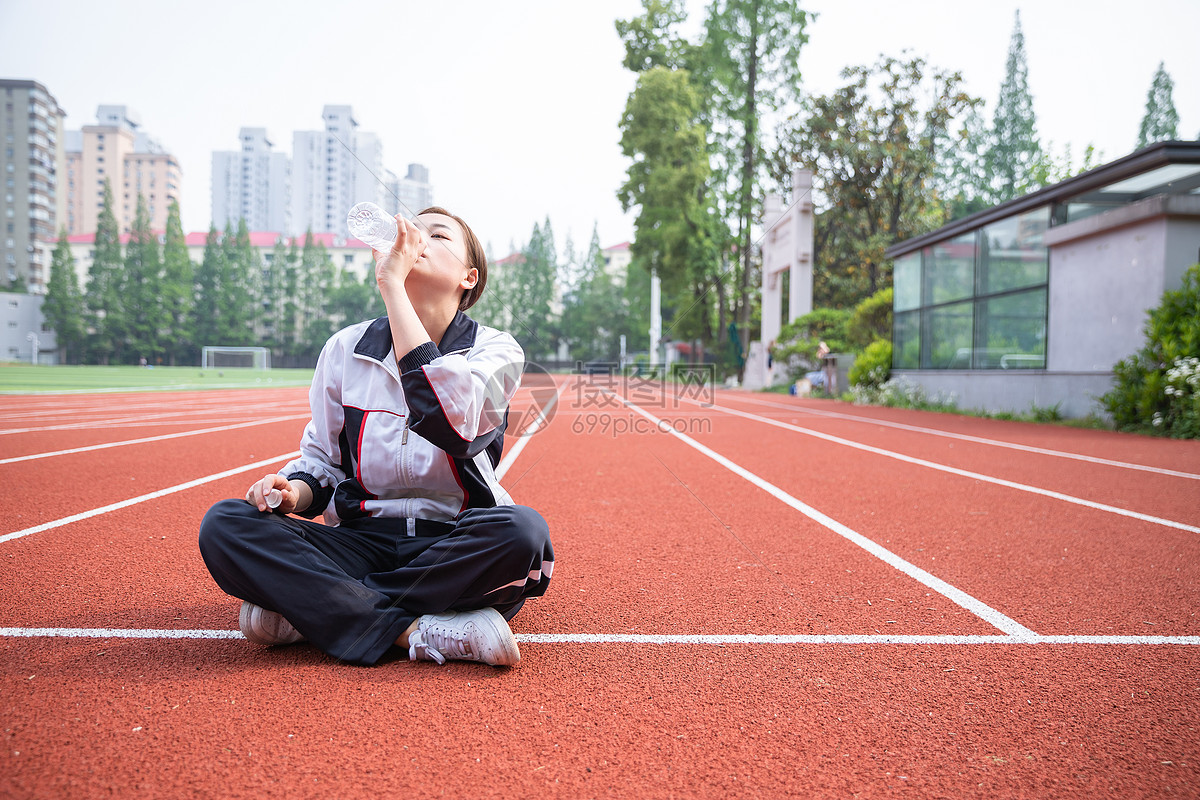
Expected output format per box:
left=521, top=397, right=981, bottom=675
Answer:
left=1102, top=263, right=1200, bottom=438
left=1155, top=356, right=1200, bottom=437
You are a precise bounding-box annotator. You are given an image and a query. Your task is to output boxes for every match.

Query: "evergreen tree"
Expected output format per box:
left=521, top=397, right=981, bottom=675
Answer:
left=506, top=220, right=559, bottom=361
left=84, top=179, right=125, bottom=364
left=193, top=225, right=224, bottom=351
left=1137, top=61, right=1180, bottom=148
left=124, top=194, right=166, bottom=363
left=564, top=227, right=626, bottom=362
left=984, top=10, right=1042, bottom=202
left=43, top=231, right=86, bottom=364
left=299, top=232, right=337, bottom=357
left=469, top=245, right=511, bottom=331
left=263, top=238, right=290, bottom=354
left=228, top=218, right=260, bottom=345
left=160, top=200, right=193, bottom=365
left=273, top=237, right=303, bottom=357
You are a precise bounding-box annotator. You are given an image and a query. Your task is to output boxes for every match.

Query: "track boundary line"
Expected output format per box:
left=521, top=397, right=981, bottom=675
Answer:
left=2, top=627, right=1197, bottom=646
left=712, top=392, right=1200, bottom=481
left=612, top=392, right=1037, bottom=638
left=495, top=380, right=562, bottom=482
left=0, top=415, right=309, bottom=465
left=0, top=451, right=300, bottom=545
left=684, top=396, right=1200, bottom=534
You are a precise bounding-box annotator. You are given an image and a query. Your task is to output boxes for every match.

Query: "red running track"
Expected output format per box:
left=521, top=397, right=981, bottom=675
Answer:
left=2, top=378, right=1198, bottom=798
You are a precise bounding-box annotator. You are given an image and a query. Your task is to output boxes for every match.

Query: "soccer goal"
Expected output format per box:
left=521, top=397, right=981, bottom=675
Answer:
left=201, top=346, right=272, bottom=370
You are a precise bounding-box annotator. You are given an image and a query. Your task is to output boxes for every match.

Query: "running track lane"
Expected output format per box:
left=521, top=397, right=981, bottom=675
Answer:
left=3, top=382, right=1199, bottom=798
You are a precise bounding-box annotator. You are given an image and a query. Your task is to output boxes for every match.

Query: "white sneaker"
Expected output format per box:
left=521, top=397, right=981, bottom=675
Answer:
left=239, top=601, right=305, bottom=646
left=407, top=608, right=520, bottom=666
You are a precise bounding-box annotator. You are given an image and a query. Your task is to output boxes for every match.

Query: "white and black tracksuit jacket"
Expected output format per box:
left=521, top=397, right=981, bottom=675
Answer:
left=283, top=311, right=523, bottom=525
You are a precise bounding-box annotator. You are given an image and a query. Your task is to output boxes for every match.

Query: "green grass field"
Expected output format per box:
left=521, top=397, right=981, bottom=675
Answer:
left=0, top=364, right=314, bottom=393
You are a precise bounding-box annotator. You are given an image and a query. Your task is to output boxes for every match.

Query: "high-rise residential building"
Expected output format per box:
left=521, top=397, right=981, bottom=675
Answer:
left=290, top=105, right=361, bottom=236
left=1, top=78, right=66, bottom=293
left=354, top=131, right=388, bottom=210
left=212, top=127, right=290, bottom=233
left=287, top=105, right=432, bottom=236
left=387, top=163, right=434, bottom=217
left=64, top=105, right=181, bottom=237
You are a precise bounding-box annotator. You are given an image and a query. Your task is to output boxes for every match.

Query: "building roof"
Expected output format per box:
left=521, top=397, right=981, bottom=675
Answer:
left=885, top=140, right=1200, bottom=259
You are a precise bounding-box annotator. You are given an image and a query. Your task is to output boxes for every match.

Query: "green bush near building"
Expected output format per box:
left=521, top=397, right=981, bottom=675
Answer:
left=1100, top=263, right=1200, bottom=438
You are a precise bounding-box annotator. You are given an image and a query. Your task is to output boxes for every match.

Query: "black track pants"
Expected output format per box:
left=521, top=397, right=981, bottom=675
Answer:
left=198, top=499, right=553, bottom=665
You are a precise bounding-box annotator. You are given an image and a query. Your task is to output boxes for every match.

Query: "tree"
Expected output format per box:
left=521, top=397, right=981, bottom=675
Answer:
left=43, top=231, right=85, bottom=364
left=563, top=227, right=626, bottom=362
left=84, top=179, right=125, bottom=364
left=772, top=55, right=979, bottom=308
left=124, top=194, right=166, bottom=364
left=193, top=225, right=225, bottom=350
left=699, top=0, right=810, bottom=367
left=298, top=231, right=337, bottom=357
left=984, top=10, right=1042, bottom=202
left=614, top=0, right=692, bottom=72
left=160, top=200, right=194, bottom=365
left=505, top=220, right=559, bottom=361
left=1137, top=61, right=1180, bottom=148
left=618, top=65, right=717, bottom=343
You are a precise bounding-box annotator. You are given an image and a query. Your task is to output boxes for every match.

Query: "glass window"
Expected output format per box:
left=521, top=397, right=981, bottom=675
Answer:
left=892, top=310, right=920, bottom=369
left=974, top=290, right=1047, bottom=369
left=925, top=301, right=973, bottom=369
left=978, top=208, right=1048, bottom=295
left=893, top=253, right=921, bottom=311
left=924, top=233, right=975, bottom=305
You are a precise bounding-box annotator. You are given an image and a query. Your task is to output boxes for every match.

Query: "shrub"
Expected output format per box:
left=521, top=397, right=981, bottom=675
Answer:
left=770, top=307, right=851, bottom=380
left=851, top=376, right=957, bottom=412
left=849, top=338, right=892, bottom=389
left=845, top=288, right=893, bottom=349
left=1100, top=263, right=1200, bottom=437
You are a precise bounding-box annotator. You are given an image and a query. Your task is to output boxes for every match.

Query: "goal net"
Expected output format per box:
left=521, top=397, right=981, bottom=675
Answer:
left=201, top=346, right=271, bottom=370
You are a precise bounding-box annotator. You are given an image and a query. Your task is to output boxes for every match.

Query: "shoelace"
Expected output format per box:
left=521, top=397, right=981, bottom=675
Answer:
left=408, top=623, right=473, bottom=665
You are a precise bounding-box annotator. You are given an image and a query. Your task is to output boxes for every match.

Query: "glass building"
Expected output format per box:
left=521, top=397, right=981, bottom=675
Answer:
left=885, top=141, right=1200, bottom=418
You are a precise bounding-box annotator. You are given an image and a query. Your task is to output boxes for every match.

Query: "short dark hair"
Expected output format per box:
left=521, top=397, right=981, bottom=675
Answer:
left=419, top=206, right=487, bottom=311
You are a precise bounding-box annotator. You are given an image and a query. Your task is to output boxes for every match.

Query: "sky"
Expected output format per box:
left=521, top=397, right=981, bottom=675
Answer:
left=1, top=0, right=1197, bottom=257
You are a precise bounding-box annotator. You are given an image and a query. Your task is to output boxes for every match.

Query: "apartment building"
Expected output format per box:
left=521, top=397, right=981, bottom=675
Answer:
left=288, top=105, right=433, bottom=236
left=64, top=105, right=181, bottom=237
left=387, top=163, right=434, bottom=217
left=212, top=127, right=290, bottom=233
left=1, top=79, right=66, bottom=293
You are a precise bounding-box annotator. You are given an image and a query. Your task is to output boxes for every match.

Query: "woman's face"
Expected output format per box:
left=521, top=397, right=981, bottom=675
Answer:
left=408, top=212, right=477, bottom=305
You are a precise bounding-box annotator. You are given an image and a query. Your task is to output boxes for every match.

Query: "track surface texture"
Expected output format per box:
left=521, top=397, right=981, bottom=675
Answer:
left=2, top=378, right=1198, bottom=799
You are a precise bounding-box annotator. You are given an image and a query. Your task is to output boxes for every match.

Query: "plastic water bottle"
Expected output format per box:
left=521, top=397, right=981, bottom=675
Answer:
left=265, top=488, right=283, bottom=509
left=347, top=202, right=397, bottom=250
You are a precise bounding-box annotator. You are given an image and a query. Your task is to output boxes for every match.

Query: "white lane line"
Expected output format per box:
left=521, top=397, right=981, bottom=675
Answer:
left=713, top=393, right=1200, bottom=481
left=0, top=405, right=309, bottom=435
left=1, top=628, right=243, bottom=639
left=0, top=415, right=309, bottom=465
left=614, top=394, right=1037, bottom=638
left=690, top=398, right=1200, bottom=535
left=495, top=382, right=561, bottom=482
left=2, top=628, right=1197, bottom=645
left=0, top=452, right=300, bottom=545
left=0, top=381, right=312, bottom=396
